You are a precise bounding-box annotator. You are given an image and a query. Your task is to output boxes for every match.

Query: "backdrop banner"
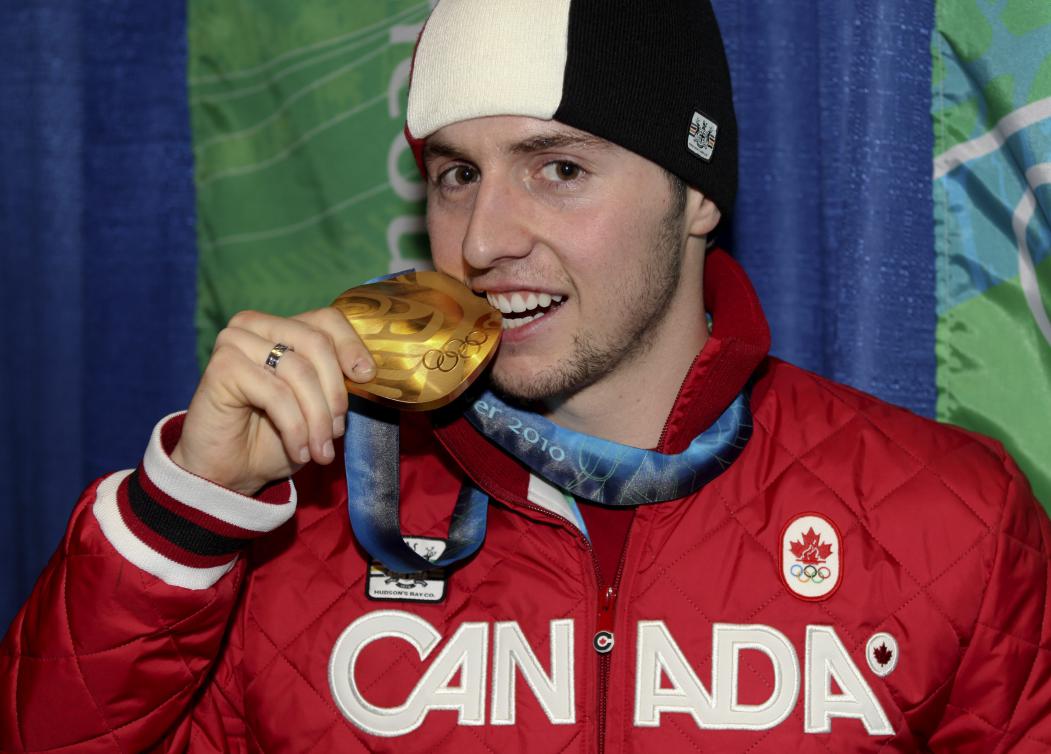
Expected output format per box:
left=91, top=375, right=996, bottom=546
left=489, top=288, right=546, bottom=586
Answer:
left=189, top=0, right=435, bottom=367
left=932, top=0, right=1051, bottom=508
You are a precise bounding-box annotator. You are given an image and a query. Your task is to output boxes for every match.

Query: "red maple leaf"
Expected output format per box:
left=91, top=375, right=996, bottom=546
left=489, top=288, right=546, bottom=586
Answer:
left=873, top=642, right=893, bottom=667
left=789, top=527, right=833, bottom=564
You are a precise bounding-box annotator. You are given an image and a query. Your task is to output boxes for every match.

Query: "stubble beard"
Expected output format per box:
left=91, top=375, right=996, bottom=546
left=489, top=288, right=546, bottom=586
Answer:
left=490, top=204, right=686, bottom=406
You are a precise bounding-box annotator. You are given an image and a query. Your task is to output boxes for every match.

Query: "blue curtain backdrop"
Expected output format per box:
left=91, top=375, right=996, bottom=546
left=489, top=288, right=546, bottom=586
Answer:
left=0, top=2, right=199, bottom=629
left=0, top=1, right=936, bottom=630
left=721, top=2, right=936, bottom=411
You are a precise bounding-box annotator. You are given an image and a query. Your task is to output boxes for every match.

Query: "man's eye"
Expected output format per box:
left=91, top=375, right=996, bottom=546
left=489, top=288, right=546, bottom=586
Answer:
left=438, top=165, right=478, bottom=187
left=541, top=161, right=583, bottom=182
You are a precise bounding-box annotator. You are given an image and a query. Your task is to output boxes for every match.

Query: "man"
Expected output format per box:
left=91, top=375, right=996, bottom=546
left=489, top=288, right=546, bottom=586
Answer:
left=3, top=0, right=1050, bottom=751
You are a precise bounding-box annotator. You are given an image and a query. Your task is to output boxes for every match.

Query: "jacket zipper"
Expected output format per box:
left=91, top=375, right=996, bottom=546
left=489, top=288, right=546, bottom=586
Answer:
left=517, top=501, right=631, bottom=754
left=655, top=350, right=705, bottom=451
left=596, top=527, right=632, bottom=754
left=595, top=585, right=615, bottom=752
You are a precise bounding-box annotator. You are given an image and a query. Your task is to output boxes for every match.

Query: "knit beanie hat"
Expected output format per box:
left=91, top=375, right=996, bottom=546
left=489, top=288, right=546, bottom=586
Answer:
left=405, top=0, right=738, bottom=215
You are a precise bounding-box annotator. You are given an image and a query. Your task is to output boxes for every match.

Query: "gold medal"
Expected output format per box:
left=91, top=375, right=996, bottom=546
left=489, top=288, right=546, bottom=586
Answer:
left=331, top=271, right=502, bottom=411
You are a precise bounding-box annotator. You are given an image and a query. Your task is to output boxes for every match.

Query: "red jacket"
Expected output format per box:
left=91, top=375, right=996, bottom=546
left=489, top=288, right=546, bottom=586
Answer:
left=4, top=253, right=1050, bottom=753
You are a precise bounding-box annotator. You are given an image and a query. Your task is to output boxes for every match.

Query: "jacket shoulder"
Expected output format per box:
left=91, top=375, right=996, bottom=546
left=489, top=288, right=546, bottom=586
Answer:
left=745, top=364, right=1051, bottom=749
left=750, top=358, right=1026, bottom=527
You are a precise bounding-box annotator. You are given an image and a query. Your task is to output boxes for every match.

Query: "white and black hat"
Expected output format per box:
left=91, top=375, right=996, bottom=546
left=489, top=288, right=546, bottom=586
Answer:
left=406, top=0, right=738, bottom=215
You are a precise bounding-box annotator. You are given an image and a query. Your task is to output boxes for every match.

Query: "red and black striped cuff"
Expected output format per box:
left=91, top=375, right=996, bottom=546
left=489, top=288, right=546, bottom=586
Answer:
left=92, top=413, right=297, bottom=589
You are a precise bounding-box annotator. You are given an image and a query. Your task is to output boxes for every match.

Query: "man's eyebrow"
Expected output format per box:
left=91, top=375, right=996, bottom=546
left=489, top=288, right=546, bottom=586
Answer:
left=422, top=140, right=467, bottom=163
left=508, top=132, right=610, bottom=155
left=422, top=132, right=611, bottom=163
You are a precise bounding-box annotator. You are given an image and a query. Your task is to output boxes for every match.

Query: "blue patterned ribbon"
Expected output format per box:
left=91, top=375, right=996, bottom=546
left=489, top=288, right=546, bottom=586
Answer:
left=344, top=396, right=489, bottom=574
left=465, top=389, right=752, bottom=504
left=345, top=390, right=751, bottom=573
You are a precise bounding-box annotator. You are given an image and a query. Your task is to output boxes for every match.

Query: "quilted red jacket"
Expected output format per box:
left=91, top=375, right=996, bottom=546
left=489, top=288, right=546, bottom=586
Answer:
left=3, top=253, right=1050, bottom=753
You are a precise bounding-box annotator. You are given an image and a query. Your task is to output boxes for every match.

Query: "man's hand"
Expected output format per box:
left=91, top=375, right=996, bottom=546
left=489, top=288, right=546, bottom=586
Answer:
left=170, top=307, right=375, bottom=496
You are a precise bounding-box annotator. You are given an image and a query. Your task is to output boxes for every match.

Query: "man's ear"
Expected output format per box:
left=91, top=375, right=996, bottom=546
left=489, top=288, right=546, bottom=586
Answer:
left=685, top=188, right=721, bottom=239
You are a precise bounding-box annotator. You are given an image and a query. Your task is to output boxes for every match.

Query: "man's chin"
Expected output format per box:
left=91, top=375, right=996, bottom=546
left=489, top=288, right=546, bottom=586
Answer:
left=488, top=371, right=549, bottom=406
left=488, top=365, right=562, bottom=407
left=488, top=358, right=597, bottom=409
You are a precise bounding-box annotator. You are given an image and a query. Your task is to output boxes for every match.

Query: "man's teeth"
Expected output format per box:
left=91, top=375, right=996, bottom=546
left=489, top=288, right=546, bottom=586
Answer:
left=503, top=312, right=542, bottom=330
left=485, top=291, right=565, bottom=330
left=486, top=291, right=564, bottom=315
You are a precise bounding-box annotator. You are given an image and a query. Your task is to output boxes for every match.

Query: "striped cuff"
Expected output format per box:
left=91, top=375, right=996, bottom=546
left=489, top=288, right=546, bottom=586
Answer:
left=92, top=412, right=297, bottom=590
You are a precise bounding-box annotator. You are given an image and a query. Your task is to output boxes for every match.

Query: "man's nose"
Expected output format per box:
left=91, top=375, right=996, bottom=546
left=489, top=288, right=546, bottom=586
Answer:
left=461, top=176, right=533, bottom=270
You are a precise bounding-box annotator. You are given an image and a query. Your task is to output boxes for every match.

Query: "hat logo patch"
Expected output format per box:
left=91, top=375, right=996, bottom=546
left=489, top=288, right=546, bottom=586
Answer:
left=780, top=513, right=842, bottom=601
left=687, top=111, right=718, bottom=162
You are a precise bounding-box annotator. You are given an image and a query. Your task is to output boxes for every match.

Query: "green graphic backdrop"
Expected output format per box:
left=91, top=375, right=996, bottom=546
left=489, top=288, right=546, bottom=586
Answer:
left=189, top=1, right=434, bottom=368
left=933, top=0, right=1051, bottom=508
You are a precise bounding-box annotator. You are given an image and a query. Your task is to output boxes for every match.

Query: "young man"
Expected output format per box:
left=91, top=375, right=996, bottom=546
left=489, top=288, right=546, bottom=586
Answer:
left=4, top=1, right=1050, bottom=751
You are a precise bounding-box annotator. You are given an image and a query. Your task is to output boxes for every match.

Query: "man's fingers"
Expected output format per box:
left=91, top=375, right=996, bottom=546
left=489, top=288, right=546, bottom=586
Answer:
left=221, top=307, right=376, bottom=448
left=234, top=366, right=313, bottom=466
left=229, top=309, right=354, bottom=414
left=208, top=344, right=313, bottom=466
left=216, top=325, right=337, bottom=464
left=295, top=307, right=376, bottom=384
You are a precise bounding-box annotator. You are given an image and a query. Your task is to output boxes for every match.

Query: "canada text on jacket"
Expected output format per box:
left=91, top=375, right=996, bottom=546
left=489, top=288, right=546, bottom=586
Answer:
left=328, top=611, right=894, bottom=737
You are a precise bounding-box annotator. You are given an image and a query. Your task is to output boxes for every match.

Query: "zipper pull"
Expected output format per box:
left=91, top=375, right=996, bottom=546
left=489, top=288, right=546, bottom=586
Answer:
left=593, top=585, right=617, bottom=654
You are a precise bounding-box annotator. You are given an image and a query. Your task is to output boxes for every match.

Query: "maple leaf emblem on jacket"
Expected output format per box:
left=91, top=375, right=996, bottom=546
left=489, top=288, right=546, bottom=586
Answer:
left=789, top=527, right=833, bottom=564
left=873, top=642, right=893, bottom=667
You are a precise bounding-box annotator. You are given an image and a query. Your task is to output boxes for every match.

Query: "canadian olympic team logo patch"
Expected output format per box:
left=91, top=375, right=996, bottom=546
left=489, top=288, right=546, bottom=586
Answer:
left=780, top=513, right=842, bottom=601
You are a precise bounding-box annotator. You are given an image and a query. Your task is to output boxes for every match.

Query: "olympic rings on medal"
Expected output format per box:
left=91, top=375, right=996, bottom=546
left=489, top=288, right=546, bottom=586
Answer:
left=789, top=563, right=832, bottom=584
left=422, top=330, right=489, bottom=372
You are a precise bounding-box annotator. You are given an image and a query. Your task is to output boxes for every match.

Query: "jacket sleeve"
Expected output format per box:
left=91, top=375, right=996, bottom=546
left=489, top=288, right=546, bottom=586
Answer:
left=928, top=452, right=1051, bottom=753
left=0, top=414, right=296, bottom=753
left=149, top=606, right=254, bottom=753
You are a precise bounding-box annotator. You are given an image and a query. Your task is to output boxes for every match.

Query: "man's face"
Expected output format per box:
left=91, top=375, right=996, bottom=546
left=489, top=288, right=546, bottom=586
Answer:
left=424, top=116, right=692, bottom=404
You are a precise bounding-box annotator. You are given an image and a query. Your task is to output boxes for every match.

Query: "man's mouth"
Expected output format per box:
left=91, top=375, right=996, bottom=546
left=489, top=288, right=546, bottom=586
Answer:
left=485, top=291, right=566, bottom=331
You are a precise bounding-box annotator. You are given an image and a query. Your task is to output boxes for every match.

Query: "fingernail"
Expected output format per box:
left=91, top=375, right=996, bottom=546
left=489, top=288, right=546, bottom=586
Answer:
left=322, top=440, right=334, bottom=461
left=298, top=446, right=310, bottom=464
left=352, top=358, right=375, bottom=378
left=332, top=415, right=345, bottom=437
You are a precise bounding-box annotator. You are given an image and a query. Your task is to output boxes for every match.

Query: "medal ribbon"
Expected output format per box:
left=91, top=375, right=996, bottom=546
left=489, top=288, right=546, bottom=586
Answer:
left=464, top=389, right=751, bottom=504
left=346, top=390, right=751, bottom=573
left=344, top=395, right=489, bottom=574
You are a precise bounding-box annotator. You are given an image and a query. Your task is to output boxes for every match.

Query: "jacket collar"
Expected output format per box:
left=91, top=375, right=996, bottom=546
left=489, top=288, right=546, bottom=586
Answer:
left=657, top=249, right=770, bottom=453
left=430, top=249, right=770, bottom=501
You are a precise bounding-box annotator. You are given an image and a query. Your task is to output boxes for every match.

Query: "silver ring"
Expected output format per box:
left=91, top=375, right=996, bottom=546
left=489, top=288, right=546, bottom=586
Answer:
left=265, top=343, right=292, bottom=371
